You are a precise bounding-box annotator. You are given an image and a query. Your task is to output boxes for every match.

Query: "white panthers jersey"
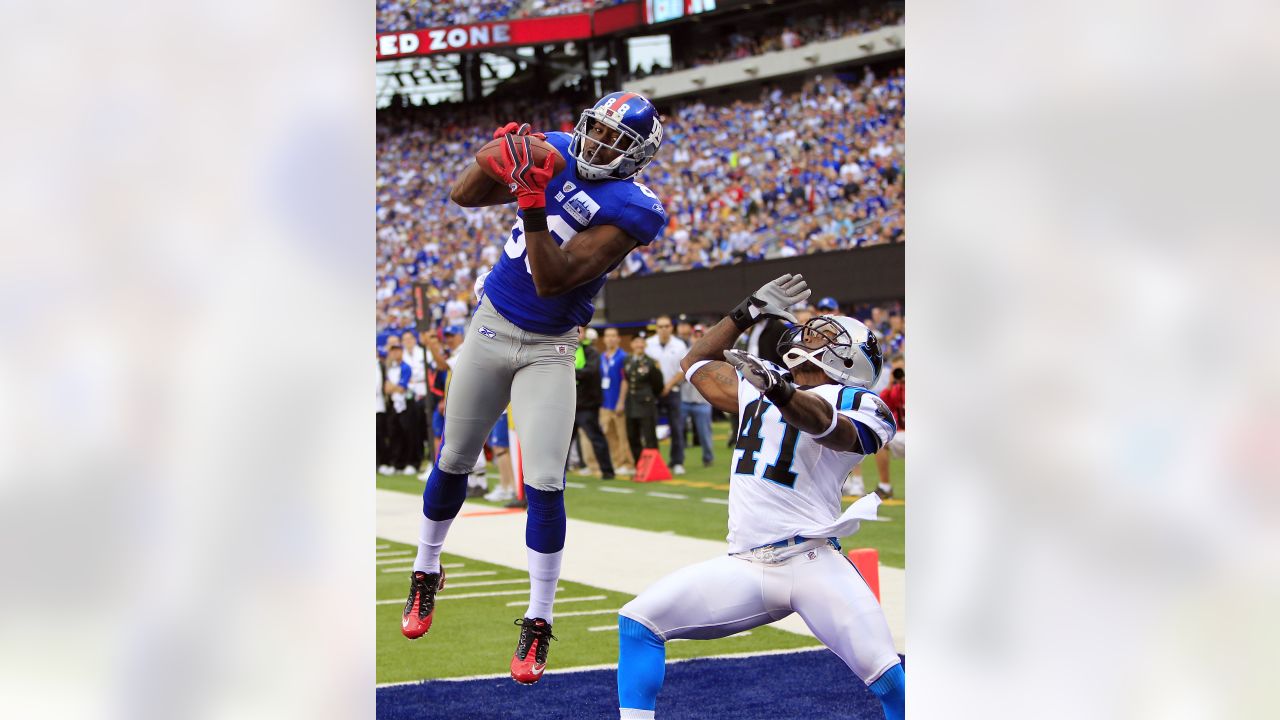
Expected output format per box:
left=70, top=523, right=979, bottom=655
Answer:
left=726, top=363, right=897, bottom=554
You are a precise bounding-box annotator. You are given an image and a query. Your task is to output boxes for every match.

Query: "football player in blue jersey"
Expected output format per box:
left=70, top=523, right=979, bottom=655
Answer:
left=401, top=91, right=668, bottom=685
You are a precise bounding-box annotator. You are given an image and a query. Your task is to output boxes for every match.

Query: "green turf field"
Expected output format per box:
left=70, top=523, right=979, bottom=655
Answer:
left=376, top=539, right=822, bottom=683
left=377, top=420, right=905, bottom=568
left=377, top=419, right=904, bottom=684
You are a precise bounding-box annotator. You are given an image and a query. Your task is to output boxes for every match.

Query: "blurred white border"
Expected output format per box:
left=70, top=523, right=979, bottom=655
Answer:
left=909, top=0, right=1280, bottom=717
left=0, top=1, right=373, bottom=718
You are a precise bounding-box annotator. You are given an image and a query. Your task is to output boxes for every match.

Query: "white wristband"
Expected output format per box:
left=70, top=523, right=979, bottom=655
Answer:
left=684, top=360, right=712, bottom=383
left=812, top=403, right=841, bottom=439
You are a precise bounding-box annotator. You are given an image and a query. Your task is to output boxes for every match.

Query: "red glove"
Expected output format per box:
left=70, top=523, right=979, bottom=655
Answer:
left=492, top=121, right=546, bottom=141
left=487, top=133, right=557, bottom=211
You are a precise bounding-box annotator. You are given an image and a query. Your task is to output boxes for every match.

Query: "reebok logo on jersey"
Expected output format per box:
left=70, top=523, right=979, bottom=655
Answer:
left=477, top=326, right=496, bottom=339
left=563, top=191, right=600, bottom=225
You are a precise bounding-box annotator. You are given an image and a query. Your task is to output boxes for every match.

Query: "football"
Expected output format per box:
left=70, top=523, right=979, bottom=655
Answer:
left=475, top=135, right=567, bottom=186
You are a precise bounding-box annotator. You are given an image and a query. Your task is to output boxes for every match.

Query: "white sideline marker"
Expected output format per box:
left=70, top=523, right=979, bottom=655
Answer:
left=701, top=497, right=730, bottom=505
left=599, top=487, right=633, bottom=494
left=646, top=492, right=687, bottom=500
left=506, top=594, right=607, bottom=607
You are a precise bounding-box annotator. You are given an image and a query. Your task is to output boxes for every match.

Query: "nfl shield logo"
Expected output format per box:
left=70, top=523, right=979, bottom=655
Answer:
left=556, top=345, right=568, bottom=355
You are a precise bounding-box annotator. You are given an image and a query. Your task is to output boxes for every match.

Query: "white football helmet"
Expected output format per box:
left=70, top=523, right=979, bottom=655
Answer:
left=777, top=315, right=883, bottom=388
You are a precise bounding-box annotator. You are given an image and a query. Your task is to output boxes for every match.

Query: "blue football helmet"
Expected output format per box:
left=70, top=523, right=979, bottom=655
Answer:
left=571, top=91, right=663, bottom=181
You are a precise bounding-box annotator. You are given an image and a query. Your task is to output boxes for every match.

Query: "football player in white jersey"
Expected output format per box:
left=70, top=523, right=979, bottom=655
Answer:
left=615, top=274, right=905, bottom=720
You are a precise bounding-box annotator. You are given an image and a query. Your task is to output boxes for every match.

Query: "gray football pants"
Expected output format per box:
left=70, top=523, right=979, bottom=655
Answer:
left=437, top=296, right=578, bottom=491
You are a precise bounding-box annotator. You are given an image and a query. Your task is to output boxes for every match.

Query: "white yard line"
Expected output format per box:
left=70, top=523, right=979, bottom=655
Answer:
left=587, top=624, right=617, bottom=632
left=598, top=486, right=634, bottom=494
left=443, top=563, right=465, bottom=569
left=565, top=482, right=587, bottom=489
left=440, top=577, right=528, bottom=589
left=375, top=586, right=566, bottom=604
left=553, top=608, right=619, bottom=618
left=376, top=646, right=830, bottom=688
left=646, top=492, right=688, bottom=500
left=377, top=489, right=905, bottom=652
left=505, top=594, right=606, bottom=607
left=376, top=544, right=390, bottom=550
left=700, top=497, right=730, bottom=505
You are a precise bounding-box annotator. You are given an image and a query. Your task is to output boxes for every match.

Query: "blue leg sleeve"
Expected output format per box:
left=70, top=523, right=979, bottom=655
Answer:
left=422, top=460, right=468, bottom=521
left=617, top=615, right=666, bottom=712
left=868, top=663, right=905, bottom=720
left=524, top=484, right=566, bottom=553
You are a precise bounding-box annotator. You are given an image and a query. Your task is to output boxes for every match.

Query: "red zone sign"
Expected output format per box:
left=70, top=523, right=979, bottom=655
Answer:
left=376, top=4, right=641, bottom=60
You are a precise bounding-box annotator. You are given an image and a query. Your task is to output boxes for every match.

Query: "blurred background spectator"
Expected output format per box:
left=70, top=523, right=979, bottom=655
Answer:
left=645, top=316, right=689, bottom=475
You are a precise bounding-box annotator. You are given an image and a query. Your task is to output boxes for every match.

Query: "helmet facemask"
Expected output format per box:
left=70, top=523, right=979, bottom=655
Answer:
left=777, top=316, right=883, bottom=388
left=570, top=109, right=656, bottom=181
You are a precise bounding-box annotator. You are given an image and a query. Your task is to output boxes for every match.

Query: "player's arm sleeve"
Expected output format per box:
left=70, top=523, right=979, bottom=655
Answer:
left=833, top=388, right=896, bottom=454
left=609, top=189, right=667, bottom=247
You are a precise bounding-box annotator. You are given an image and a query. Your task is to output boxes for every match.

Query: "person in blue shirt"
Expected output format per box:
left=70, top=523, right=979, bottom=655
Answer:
left=402, top=92, right=668, bottom=686
left=598, top=327, right=633, bottom=476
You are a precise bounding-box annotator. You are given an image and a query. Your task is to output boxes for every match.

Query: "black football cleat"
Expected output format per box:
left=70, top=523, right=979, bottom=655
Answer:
left=510, top=617, right=556, bottom=684
left=401, top=568, right=446, bottom=640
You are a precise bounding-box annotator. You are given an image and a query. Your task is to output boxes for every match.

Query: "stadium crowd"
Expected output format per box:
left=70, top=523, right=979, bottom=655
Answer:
left=376, top=66, right=904, bottom=337
left=629, top=4, right=904, bottom=79
left=376, top=0, right=629, bottom=33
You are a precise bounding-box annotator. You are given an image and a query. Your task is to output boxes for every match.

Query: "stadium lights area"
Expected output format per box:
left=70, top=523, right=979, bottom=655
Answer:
left=376, top=49, right=532, bottom=107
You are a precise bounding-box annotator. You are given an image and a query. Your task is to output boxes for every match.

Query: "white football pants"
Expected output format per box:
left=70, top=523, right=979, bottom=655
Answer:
left=619, top=539, right=899, bottom=684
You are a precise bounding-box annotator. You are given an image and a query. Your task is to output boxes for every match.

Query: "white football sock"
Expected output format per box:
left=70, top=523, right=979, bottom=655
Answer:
left=524, top=547, right=563, bottom=622
left=879, top=482, right=893, bottom=492
left=620, top=709, right=656, bottom=719
left=413, top=515, right=454, bottom=574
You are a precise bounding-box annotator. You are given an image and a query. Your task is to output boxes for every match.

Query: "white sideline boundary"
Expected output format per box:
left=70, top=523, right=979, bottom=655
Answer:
left=374, top=646, right=831, bottom=688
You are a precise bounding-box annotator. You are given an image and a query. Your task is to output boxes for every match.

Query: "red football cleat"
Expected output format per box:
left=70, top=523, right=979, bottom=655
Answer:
left=510, top=617, right=556, bottom=684
left=401, top=568, right=445, bottom=640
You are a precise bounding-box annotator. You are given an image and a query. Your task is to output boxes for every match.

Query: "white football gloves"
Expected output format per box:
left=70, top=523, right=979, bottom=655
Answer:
left=730, top=273, right=811, bottom=330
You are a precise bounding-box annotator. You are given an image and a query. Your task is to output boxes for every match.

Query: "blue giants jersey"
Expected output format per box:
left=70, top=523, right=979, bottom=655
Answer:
left=483, top=131, right=667, bottom=335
